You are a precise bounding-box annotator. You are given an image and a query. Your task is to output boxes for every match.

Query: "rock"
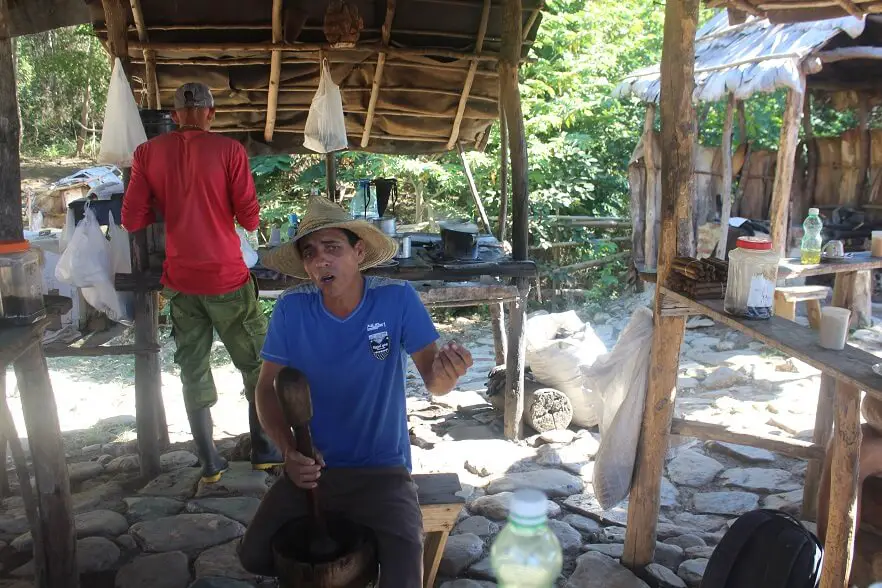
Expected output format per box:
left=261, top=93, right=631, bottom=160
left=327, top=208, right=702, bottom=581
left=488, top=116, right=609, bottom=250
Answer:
left=678, top=377, right=700, bottom=389
left=106, top=454, right=141, bottom=474
left=160, top=451, right=199, bottom=471
left=0, top=514, right=31, bottom=542
left=440, top=581, right=496, bottom=588
left=68, top=461, right=104, bottom=484
left=691, top=336, right=721, bottom=349
left=653, top=542, right=685, bottom=570
left=563, top=493, right=629, bottom=526
left=540, top=429, right=576, bottom=444
left=138, top=468, right=202, bottom=499
left=660, top=477, right=680, bottom=509
left=715, top=340, right=737, bottom=352
left=720, top=468, right=799, bottom=493
left=664, top=534, right=706, bottom=550
left=666, top=450, right=724, bottom=487
left=467, top=557, right=496, bottom=580
left=672, top=513, right=728, bottom=533
left=686, top=317, right=714, bottom=329
left=12, top=509, right=128, bottom=552
left=693, top=492, right=759, bottom=516
left=563, top=513, right=602, bottom=535
left=463, top=440, right=535, bottom=477
left=188, top=579, right=255, bottom=588
left=566, top=552, right=649, bottom=588
left=470, top=492, right=561, bottom=521
left=195, top=463, right=269, bottom=498
left=72, top=480, right=125, bottom=514
left=439, top=533, right=484, bottom=576
left=97, top=454, right=114, bottom=466
left=129, top=514, right=245, bottom=554
left=548, top=519, right=582, bottom=553
left=194, top=540, right=255, bottom=582
left=602, top=527, right=627, bottom=542
left=705, top=441, right=776, bottom=464
left=487, top=469, right=583, bottom=498
left=115, top=551, right=191, bottom=588
left=762, top=489, right=803, bottom=515
left=12, top=536, right=120, bottom=577
left=116, top=534, right=138, bottom=551
left=702, top=367, right=742, bottom=390
left=646, top=563, right=687, bottom=588
left=124, top=497, right=185, bottom=523
left=685, top=546, right=715, bottom=559
left=583, top=543, right=624, bottom=558
left=453, top=516, right=498, bottom=537
left=187, top=497, right=260, bottom=526
left=677, top=559, right=709, bottom=587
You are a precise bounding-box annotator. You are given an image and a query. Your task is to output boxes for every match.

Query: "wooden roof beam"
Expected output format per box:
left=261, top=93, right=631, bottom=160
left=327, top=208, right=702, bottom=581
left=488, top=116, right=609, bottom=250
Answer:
left=101, top=0, right=130, bottom=74
left=130, top=0, right=160, bottom=108
left=264, top=0, right=284, bottom=142
left=446, top=0, right=491, bottom=149
left=361, top=0, right=396, bottom=148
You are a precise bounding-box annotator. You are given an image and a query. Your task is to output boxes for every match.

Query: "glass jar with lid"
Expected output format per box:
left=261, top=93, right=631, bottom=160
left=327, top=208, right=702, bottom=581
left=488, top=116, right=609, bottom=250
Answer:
left=724, top=237, right=780, bottom=320
left=0, top=241, right=46, bottom=326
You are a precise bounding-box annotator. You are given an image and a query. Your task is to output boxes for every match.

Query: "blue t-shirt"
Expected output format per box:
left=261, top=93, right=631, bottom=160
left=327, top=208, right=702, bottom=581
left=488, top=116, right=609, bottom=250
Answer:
left=261, top=277, right=439, bottom=471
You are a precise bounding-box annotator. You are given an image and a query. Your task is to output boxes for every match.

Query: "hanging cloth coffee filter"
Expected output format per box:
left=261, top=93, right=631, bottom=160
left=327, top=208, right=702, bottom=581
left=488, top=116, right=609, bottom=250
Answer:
left=98, top=58, right=148, bottom=167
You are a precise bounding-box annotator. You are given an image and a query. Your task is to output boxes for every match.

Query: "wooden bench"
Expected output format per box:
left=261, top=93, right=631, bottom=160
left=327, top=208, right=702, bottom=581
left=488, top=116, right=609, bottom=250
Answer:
left=415, top=472, right=465, bottom=588
left=774, top=285, right=831, bottom=329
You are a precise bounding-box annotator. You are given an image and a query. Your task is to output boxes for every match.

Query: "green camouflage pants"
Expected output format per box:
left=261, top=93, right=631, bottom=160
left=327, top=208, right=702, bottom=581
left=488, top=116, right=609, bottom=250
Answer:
left=164, top=278, right=267, bottom=412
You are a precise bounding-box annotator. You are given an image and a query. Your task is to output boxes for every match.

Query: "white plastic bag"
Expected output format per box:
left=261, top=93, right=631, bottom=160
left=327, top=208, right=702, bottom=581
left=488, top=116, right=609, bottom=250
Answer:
left=96, top=212, right=134, bottom=325
left=303, top=59, right=348, bottom=154
left=526, top=311, right=607, bottom=427
left=60, top=208, right=76, bottom=253
left=581, top=306, right=654, bottom=509
left=237, top=228, right=258, bottom=268
left=55, top=208, right=111, bottom=288
left=98, top=58, right=148, bottom=167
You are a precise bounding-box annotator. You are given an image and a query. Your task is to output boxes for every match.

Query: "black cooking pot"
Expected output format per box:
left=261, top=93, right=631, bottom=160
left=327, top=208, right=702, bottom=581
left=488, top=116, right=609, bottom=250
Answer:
left=440, top=222, right=479, bottom=260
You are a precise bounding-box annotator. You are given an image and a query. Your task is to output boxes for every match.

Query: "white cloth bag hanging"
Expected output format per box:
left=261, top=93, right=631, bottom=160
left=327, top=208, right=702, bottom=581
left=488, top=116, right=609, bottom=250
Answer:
left=303, top=59, right=348, bottom=154
left=98, top=58, right=148, bottom=167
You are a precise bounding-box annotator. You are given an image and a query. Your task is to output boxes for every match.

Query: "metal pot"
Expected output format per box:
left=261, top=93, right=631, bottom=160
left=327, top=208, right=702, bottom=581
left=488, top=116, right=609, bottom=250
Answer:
left=372, top=216, right=397, bottom=236
left=439, top=222, right=479, bottom=260
left=394, top=235, right=412, bottom=259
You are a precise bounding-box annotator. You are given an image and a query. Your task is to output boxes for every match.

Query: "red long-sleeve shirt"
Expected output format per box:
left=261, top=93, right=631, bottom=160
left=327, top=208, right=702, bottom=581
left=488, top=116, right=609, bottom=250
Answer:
left=122, top=130, right=260, bottom=296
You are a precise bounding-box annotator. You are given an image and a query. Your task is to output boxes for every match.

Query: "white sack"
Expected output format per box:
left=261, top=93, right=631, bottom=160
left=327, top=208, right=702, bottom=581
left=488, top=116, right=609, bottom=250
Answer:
left=582, top=306, right=654, bottom=509
left=98, top=58, right=148, bottom=167
left=303, top=59, right=348, bottom=154
left=55, top=208, right=111, bottom=288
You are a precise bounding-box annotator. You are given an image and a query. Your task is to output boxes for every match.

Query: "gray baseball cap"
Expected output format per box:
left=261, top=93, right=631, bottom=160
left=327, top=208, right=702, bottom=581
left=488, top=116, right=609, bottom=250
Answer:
left=174, top=82, right=214, bottom=109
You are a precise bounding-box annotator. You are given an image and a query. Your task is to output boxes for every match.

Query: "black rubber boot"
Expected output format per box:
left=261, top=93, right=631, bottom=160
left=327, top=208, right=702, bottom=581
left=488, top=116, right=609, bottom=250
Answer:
left=187, top=408, right=229, bottom=483
left=249, top=401, right=283, bottom=471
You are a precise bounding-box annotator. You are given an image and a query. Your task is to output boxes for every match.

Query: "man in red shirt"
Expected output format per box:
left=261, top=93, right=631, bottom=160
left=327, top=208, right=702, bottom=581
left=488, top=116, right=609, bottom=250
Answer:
left=122, top=82, right=283, bottom=483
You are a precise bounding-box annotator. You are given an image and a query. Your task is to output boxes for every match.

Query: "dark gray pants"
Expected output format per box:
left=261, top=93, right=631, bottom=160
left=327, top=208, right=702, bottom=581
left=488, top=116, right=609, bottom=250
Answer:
left=239, top=467, right=423, bottom=588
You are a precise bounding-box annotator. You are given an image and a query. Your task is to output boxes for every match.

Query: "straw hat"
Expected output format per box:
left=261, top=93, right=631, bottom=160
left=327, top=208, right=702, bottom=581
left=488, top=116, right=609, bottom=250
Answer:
left=261, top=196, right=398, bottom=278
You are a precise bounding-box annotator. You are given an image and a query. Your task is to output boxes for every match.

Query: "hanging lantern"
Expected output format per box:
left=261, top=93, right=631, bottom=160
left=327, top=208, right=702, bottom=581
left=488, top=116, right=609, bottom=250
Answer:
left=323, top=0, right=364, bottom=48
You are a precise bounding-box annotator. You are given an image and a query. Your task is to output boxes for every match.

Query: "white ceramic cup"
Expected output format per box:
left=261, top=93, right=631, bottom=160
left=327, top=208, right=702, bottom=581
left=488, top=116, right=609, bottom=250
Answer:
left=873, top=231, right=882, bottom=257
left=819, top=307, right=851, bottom=351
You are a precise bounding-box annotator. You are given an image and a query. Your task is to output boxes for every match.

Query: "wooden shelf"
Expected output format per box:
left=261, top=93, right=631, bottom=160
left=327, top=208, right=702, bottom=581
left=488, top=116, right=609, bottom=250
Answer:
left=778, top=252, right=882, bottom=279
left=661, top=286, right=882, bottom=398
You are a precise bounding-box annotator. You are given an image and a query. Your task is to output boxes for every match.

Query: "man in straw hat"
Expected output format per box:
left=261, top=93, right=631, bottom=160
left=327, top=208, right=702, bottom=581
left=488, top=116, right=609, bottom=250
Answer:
left=238, top=196, right=474, bottom=586
left=123, top=82, right=283, bottom=483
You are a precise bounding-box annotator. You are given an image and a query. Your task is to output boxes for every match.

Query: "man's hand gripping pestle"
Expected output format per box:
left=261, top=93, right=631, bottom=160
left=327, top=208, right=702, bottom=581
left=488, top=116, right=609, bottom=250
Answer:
left=274, top=368, right=340, bottom=560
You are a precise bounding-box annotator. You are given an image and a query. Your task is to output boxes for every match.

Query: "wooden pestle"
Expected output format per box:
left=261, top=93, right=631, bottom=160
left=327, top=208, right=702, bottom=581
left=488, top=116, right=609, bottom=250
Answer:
left=274, top=368, right=339, bottom=560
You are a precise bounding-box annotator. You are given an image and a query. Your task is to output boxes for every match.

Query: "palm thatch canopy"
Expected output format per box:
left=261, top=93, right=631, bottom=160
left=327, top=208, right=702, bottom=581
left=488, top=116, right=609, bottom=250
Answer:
left=79, top=0, right=542, bottom=156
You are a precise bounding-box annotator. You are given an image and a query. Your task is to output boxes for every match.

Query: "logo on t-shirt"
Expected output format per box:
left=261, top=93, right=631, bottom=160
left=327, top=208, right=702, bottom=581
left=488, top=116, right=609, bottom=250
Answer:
left=368, top=330, right=391, bottom=360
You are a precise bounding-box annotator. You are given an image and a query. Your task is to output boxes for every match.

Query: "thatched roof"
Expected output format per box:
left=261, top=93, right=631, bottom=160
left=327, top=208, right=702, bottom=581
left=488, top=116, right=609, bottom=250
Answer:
left=82, top=0, right=542, bottom=156
left=614, top=11, right=866, bottom=104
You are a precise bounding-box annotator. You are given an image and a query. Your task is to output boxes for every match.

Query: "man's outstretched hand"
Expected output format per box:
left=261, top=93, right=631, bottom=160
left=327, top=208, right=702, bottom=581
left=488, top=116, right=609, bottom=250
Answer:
left=430, top=340, right=473, bottom=394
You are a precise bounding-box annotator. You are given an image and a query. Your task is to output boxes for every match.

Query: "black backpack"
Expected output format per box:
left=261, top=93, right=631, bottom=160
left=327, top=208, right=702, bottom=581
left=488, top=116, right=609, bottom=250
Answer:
left=701, top=509, right=823, bottom=588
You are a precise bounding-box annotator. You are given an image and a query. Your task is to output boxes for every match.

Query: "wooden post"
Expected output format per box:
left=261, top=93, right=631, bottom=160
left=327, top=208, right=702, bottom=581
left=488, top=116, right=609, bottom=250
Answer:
left=819, top=381, right=861, bottom=588
left=622, top=0, right=697, bottom=569
left=490, top=302, right=507, bottom=366
left=803, top=93, right=817, bottom=216
left=264, top=0, right=283, bottom=143
left=0, top=374, right=37, bottom=533
left=643, top=103, right=658, bottom=269
left=769, top=85, right=804, bottom=256
left=857, top=93, right=870, bottom=205
left=130, top=0, right=160, bottom=108
left=458, top=142, right=493, bottom=234
left=716, top=93, right=736, bottom=259
left=325, top=152, right=337, bottom=201
left=504, top=278, right=529, bottom=439
left=498, top=103, right=509, bottom=243
left=14, top=347, right=79, bottom=588
left=0, top=27, right=21, bottom=242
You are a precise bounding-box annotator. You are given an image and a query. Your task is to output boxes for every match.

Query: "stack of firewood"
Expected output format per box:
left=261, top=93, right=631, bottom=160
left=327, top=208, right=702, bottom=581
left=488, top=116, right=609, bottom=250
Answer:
left=666, top=256, right=728, bottom=299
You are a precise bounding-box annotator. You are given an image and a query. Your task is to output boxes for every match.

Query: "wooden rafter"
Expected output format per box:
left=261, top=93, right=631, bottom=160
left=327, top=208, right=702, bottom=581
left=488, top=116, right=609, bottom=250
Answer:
left=213, top=104, right=497, bottom=119
left=130, top=0, right=160, bottom=108
left=446, top=0, right=491, bottom=149
left=361, top=0, right=396, bottom=148
left=264, top=0, right=284, bottom=142
left=101, top=0, right=130, bottom=73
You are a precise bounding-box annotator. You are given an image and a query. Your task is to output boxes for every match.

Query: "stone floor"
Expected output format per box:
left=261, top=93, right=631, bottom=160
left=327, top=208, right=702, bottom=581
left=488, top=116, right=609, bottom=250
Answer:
left=2, top=289, right=882, bottom=587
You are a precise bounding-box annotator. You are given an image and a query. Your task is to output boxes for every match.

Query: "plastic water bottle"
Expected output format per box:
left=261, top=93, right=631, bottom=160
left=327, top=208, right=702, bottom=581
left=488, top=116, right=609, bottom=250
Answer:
left=490, top=489, right=563, bottom=587
left=800, top=207, right=823, bottom=265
